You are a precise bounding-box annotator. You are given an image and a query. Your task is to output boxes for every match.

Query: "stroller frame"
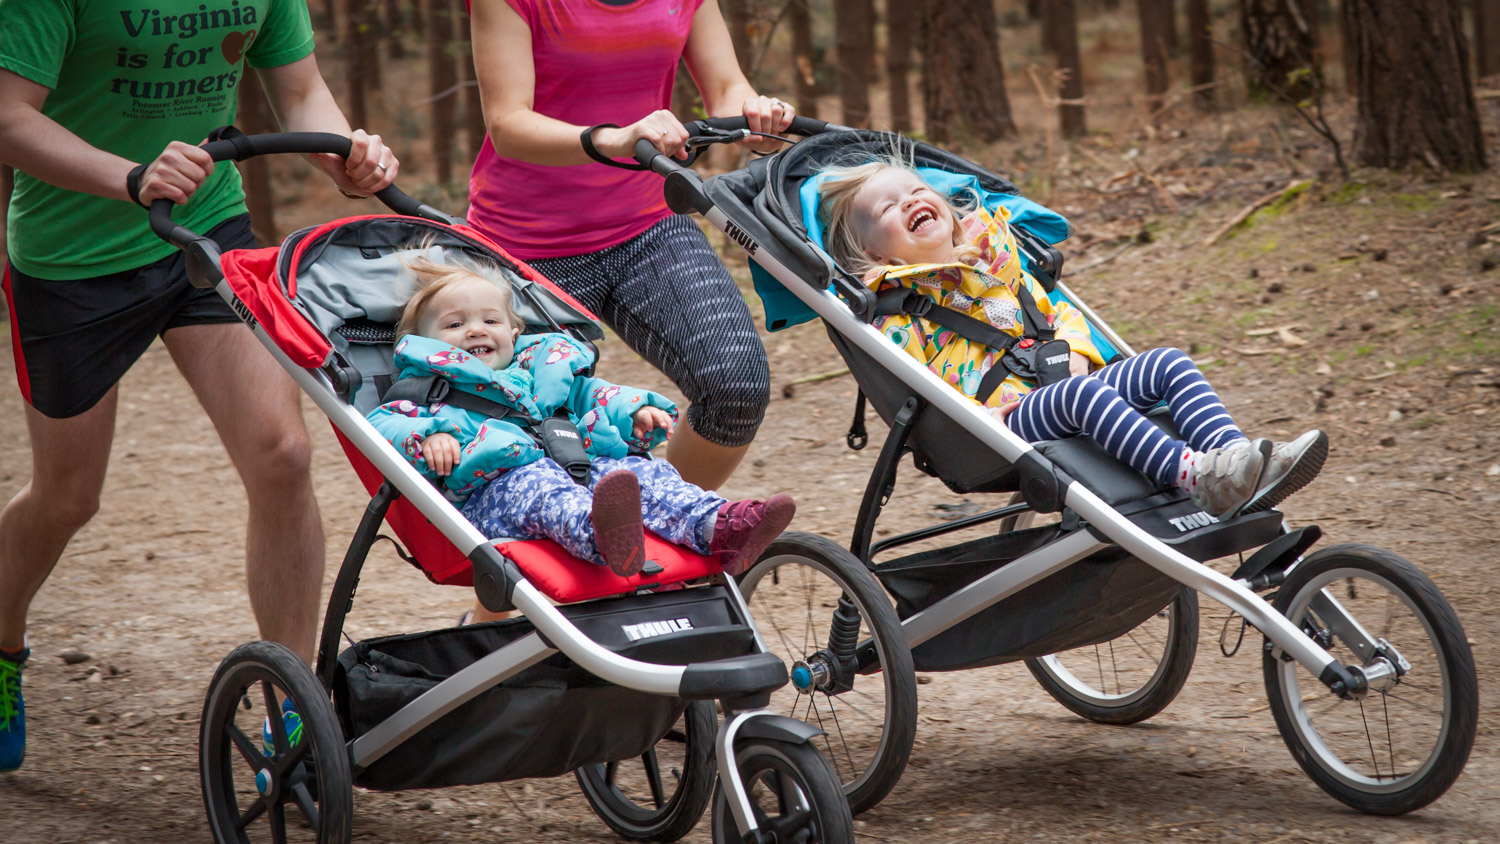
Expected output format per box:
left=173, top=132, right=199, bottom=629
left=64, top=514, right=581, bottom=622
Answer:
left=618, top=118, right=1476, bottom=818
left=151, top=132, right=855, bottom=843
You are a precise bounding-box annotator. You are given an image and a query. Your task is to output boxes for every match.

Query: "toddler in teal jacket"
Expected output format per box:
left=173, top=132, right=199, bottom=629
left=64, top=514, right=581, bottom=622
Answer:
left=367, top=253, right=793, bottom=577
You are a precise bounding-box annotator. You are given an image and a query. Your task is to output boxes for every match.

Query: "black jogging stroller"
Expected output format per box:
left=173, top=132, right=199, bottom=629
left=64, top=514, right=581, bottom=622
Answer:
left=610, top=117, right=1479, bottom=819
left=148, top=131, right=856, bottom=844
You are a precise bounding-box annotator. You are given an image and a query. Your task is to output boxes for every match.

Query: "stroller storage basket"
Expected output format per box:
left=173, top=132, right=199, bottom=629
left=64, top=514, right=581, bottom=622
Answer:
left=875, top=526, right=1182, bottom=672
left=335, top=586, right=756, bottom=791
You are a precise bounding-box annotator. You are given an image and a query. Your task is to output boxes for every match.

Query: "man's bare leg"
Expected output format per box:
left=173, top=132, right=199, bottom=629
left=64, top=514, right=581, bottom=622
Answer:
left=0, top=393, right=119, bottom=651
left=165, top=324, right=324, bottom=664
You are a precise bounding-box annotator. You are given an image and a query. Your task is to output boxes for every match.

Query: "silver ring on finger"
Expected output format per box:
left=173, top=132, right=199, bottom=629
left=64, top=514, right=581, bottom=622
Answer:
left=377, top=162, right=388, bottom=173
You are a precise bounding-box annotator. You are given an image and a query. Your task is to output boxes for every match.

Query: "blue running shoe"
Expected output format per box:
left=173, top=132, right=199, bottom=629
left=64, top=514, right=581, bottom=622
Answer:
left=261, top=697, right=303, bottom=758
left=0, top=647, right=28, bottom=772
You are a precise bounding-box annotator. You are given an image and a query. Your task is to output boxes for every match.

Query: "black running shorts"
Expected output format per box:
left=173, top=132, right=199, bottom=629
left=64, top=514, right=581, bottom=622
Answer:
left=3, top=214, right=257, bottom=419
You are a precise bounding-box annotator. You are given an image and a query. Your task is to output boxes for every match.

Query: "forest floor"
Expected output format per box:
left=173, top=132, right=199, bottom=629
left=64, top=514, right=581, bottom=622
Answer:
left=4, top=80, right=1500, bottom=843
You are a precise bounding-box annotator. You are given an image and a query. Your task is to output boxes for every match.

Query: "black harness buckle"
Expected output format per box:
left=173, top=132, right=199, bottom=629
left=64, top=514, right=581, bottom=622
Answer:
left=539, top=416, right=593, bottom=485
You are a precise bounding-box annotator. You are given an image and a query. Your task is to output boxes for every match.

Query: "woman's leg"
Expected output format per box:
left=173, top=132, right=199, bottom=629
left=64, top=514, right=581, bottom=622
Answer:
left=529, top=216, right=770, bottom=489
left=462, top=460, right=604, bottom=564
left=1089, top=347, right=1246, bottom=452
left=596, top=456, right=726, bottom=553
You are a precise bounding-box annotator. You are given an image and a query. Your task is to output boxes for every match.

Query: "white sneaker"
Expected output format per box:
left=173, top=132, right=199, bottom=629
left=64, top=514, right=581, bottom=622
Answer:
left=1189, top=440, right=1266, bottom=518
left=1241, top=429, right=1328, bottom=514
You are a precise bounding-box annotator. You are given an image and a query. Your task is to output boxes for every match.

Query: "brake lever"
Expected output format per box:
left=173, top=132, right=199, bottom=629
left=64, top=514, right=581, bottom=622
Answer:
left=680, top=127, right=753, bottom=166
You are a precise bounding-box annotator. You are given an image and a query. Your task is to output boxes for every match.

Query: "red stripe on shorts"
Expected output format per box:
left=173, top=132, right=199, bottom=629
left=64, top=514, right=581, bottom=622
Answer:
left=1, top=264, right=30, bottom=403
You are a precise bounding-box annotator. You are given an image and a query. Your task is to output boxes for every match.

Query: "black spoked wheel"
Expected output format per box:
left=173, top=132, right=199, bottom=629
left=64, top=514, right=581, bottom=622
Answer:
left=200, top=641, right=352, bottom=844
left=574, top=700, right=717, bottom=841
left=710, top=738, right=855, bottom=844
left=1264, top=543, right=1478, bottom=815
left=737, top=532, right=917, bottom=815
left=1024, top=586, right=1199, bottom=725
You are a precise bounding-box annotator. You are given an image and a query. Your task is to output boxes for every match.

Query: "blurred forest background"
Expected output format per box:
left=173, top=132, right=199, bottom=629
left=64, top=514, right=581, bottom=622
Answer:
left=1, top=0, right=1498, bottom=253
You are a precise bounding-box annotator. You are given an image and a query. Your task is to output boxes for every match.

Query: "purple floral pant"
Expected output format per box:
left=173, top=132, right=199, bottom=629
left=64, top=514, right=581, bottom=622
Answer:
left=460, top=456, right=725, bottom=566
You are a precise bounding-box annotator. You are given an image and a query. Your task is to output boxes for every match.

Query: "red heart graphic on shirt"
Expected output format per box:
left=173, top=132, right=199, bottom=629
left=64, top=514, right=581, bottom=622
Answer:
left=221, top=30, right=258, bottom=65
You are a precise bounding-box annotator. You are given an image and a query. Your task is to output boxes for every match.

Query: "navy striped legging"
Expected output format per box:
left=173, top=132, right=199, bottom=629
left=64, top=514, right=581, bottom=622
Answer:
left=1004, top=347, right=1247, bottom=485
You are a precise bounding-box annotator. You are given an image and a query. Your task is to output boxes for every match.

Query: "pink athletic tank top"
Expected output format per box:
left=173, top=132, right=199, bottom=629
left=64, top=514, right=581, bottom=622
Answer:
left=467, top=0, right=705, bottom=260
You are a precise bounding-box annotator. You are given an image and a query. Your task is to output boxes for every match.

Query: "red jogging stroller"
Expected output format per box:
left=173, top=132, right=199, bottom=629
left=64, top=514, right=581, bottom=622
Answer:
left=149, top=132, right=856, bottom=844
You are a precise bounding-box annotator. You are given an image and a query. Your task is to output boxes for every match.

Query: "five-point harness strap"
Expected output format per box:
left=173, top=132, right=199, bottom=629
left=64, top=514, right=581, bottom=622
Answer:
left=380, top=375, right=594, bottom=484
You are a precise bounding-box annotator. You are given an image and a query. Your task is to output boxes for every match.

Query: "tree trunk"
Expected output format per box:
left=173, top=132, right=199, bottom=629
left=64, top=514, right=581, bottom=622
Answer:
left=722, top=0, right=754, bottom=76
left=670, top=60, right=703, bottom=123
left=1042, top=0, right=1087, bottom=137
left=237, top=71, right=277, bottom=245
left=1138, top=0, right=1170, bottom=115
left=1477, top=0, right=1500, bottom=80
left=1163, top=0, right=1179, bottom=53
left=427, top=0, right=457, bottom=185
left=1346, top=0, right=1485, bottom=171
left=345, top=0, right=369, bottom=128
left=410, top=0, right=425, bottom=37
left=1240, top=0, right=1318, bottom=100
left=459, top=11, right=485, bottom=164
left=920, top=0, right=1015, bottom=144
left=384, top=0, right=407, bottom=59
left=886, top=0, right=915, bottom=131
left=789, top=0, right=820, bottom=120
left=1186, top=0, right=1215, bottom=110
left=320, top=0, right=339, bottom=41
left=835, top=0, right=872, bottom=127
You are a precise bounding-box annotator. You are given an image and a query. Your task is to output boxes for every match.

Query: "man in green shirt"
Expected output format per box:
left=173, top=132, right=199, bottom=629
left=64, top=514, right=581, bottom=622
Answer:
left=0, top=0, right=400, bottom=772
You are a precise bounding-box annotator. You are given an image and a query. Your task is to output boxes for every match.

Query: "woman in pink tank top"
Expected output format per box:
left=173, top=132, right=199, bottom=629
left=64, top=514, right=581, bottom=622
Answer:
left=469, top=0, right=793, bottom=490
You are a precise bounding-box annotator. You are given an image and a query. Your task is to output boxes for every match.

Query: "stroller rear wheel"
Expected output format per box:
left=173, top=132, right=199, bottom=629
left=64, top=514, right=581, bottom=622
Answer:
left=710, top=737, right=855, bottom=844
left=199, top=641, right=353, bottom=844
left=1263, top=544, right=1478, bottom=815
left=737, top=532, right=917, bottom=815
left=574, top=699, right=717, bottom=841
left=1024, top=586, right=1199, bottom=725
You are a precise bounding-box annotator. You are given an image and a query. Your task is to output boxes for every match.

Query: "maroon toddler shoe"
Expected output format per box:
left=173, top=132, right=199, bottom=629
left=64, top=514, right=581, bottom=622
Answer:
left=591, top=470, right=647, bottom=577
left=709, top=493, right=796, bottom=576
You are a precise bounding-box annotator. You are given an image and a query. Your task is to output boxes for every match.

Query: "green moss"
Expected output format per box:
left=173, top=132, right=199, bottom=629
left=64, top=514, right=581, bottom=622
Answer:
left=1389, top=192, right=1439, bottom=214
left=1353, top=345, right=1375, bottom=357
left=1410, top=412, right=1446, bottom=430
left=1330, top=181, right=1369, bottom=204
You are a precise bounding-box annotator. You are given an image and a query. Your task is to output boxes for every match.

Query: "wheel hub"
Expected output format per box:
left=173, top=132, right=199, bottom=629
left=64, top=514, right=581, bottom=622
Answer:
left=255, top=767, right=274, bottom=796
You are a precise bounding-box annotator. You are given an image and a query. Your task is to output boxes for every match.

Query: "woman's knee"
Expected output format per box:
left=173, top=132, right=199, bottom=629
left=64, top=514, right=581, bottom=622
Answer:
left=685, top=369, right=770, bottom=447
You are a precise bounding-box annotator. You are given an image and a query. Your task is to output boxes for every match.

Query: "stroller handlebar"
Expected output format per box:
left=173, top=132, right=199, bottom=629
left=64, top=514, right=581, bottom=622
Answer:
left=630, top=115, right=842, bottom=173
left=148, top=131, right=452, bottom=250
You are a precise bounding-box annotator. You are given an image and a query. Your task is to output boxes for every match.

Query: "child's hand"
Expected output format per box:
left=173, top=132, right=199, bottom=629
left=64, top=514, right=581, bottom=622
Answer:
left=1069, top=352, right=1091, bottom=378
left=633, top=407, right=675, bottom=441
left=988, top=401, right=1021, bottom=423
left=422, top=433, right=461, bottom=476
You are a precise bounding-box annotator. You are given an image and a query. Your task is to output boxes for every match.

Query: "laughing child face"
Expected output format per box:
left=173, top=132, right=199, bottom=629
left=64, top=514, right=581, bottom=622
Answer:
left=848, top=167, right=960, bottom=267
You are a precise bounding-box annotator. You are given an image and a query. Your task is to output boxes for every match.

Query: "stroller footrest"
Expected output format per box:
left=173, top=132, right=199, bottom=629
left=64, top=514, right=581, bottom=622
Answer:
left=677, top=653, right=788, bottom=699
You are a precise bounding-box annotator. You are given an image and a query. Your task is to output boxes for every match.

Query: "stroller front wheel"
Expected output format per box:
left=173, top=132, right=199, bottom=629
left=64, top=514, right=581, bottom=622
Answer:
left=1263, top=543, right=1478, bottom=815
left=574, top=699, right=717, bottom=841
left=710, top=737, right=855, bottom=844
left=199, top=641, right=353, bottom=844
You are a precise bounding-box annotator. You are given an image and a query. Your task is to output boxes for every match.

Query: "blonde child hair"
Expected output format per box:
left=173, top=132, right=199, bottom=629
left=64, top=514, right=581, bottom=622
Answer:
left=818, top=144, right=982, bottom=277
left=394, top=246, right=524, bottom=343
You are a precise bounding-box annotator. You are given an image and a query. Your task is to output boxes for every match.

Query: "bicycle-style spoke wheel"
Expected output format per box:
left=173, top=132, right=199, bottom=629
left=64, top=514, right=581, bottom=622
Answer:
left=200, top=642, right=352, bottom=844
left=1264, top=544, right=1478, bottom=815
left=575, top=700, right=716, bottom=841
left=1025, top=586, right=1198, bottom=724
left=737, top=533, right=916, bottom=815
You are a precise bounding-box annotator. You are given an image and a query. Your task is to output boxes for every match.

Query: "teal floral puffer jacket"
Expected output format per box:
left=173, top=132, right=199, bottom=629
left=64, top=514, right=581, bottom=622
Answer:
left=367, top=332, right=676, bottom=500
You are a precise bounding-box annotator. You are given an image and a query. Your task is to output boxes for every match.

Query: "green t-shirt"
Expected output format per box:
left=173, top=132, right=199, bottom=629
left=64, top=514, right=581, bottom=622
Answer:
left=0, top=0, right=314, bottom=279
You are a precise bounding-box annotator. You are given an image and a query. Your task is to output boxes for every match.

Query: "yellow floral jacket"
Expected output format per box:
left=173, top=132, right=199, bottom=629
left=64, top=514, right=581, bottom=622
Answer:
left=867, top=205, right=1104, bottom=408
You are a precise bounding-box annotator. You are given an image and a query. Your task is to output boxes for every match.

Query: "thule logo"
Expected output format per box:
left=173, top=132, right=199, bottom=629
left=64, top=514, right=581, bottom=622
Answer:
left=1044, top=353, right=1070, bottom=366
left=1168, top=511, right=1216, bottom=532
left=553, top=429, right=579, bottom=439
left=228, top=296, right=259, bottom=330
left=622, top=618, right=695, bottom=642
left=724, top=220, right=759, bottom=256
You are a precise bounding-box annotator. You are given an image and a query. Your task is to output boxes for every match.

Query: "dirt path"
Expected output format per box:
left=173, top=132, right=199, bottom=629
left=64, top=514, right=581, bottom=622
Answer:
left=4, top=153, right=1500, bottom=842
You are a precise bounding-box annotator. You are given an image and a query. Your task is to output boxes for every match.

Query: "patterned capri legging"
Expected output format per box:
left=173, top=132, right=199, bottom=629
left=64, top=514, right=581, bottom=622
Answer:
left=528, top=215, right=771, bottom=448
left=460, top=456, right=726, bottom=566
left=1003, top=347, right=1248, bottom=485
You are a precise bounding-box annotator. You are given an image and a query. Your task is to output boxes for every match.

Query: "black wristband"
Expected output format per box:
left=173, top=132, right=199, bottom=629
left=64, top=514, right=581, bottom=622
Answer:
left=580, top=123, right=649, bottom=171
left=126, top=164, right=149, bottom=208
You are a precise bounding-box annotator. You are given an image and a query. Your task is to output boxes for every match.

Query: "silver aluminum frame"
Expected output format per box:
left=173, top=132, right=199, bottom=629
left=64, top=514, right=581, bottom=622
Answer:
left=206, top=275, right=780, bottom=837
left=700, top=207, right=1344, bottom=681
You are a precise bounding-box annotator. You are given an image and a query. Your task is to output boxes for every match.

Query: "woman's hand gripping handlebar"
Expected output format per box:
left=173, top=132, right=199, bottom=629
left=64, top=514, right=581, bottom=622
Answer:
left=628, top=114, right=836, bottom=173
left=148, top=131, right=452, bottom=250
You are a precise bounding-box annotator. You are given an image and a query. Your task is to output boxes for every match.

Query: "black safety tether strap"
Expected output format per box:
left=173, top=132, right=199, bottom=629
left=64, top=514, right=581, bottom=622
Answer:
left=381, top=375, right=593, bottom=484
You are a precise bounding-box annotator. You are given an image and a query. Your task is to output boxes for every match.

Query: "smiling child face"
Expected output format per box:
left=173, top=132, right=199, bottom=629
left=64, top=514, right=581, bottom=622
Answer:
left=850, top=167, right=959, bottom=267
left=417, top=276, right=521, bottom=369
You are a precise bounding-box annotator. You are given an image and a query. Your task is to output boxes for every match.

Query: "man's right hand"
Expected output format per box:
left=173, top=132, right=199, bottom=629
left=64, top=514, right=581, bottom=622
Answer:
left=136, top=140, right=215, bottom=205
